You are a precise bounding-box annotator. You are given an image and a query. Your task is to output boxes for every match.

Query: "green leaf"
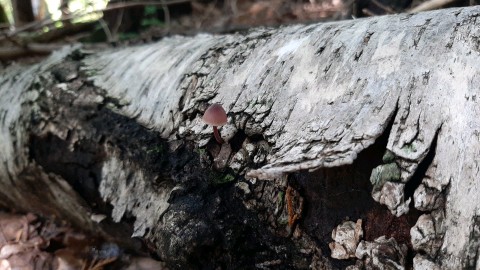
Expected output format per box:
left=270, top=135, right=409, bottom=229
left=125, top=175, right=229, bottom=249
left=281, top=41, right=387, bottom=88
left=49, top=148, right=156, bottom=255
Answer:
left=144, top=5, right=157, bottom=16
left=141, top=18, right=164, bottom=27
left=118, top=32, right=139, bottom=41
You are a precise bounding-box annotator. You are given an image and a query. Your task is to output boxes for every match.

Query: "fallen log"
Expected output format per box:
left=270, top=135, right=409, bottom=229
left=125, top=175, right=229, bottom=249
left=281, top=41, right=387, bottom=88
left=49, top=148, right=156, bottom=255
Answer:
left=1, top=6, right=479, bottom=269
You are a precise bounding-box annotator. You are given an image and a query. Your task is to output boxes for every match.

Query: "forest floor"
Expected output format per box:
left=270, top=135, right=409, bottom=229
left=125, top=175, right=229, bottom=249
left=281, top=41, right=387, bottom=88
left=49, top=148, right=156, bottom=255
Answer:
left=0, top=211, right=165, bottom=269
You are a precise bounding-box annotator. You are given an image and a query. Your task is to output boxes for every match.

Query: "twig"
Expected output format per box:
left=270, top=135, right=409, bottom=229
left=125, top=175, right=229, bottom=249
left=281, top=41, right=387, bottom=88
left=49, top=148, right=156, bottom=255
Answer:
left=2, top=33, right=25, bottom=47
left=160, top=0, right=171, bottom=34
left=408, top=0, right=456, bottom=13
left=362, top=8, right=378, bottom=16
left=91, top=0, right=192, bottom=13
left=370, top=0, right=396, bottom=14
left=98, top=18, right=114, bottom=42
left=0, top=43, right=64, bottom=60
left=32, top=20, right=96, bottom=43
left=110, top=3, right=125, bottom=42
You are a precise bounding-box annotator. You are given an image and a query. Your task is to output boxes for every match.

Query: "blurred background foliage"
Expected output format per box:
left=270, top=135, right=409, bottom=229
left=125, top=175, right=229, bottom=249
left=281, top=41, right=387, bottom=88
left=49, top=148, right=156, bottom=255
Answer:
left=0, top=0, right=478, bottom=62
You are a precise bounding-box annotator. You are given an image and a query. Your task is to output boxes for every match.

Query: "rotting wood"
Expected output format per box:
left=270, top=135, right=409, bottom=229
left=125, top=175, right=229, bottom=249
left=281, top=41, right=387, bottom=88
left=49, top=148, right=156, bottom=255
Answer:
left=0, top=6, right=479, bottom=269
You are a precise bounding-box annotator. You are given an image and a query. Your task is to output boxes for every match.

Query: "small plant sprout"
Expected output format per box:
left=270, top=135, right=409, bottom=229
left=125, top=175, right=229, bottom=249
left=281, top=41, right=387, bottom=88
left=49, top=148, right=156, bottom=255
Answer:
left=203, top=103, right=228, bottom=144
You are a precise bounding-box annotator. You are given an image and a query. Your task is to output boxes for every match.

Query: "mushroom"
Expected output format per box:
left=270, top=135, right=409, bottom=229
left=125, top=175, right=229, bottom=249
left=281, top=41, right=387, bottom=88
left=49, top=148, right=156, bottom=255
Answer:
left=203, top=103, right=228, bottom=144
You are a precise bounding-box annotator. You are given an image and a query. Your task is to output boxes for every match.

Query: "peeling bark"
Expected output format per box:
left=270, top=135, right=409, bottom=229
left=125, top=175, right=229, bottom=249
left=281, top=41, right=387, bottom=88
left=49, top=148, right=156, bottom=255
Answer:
left=1, top=6, right=480, bottom=269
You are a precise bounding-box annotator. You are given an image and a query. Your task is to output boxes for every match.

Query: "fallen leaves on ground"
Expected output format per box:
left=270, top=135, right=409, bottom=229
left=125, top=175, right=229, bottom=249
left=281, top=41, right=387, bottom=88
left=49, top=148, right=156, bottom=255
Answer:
left=0, top=211, right=166, bottom=270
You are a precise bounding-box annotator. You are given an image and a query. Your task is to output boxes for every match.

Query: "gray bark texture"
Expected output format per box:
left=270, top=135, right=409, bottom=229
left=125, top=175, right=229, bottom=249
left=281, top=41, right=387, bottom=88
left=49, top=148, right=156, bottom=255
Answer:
left=1, top=6, right=480, bottom=269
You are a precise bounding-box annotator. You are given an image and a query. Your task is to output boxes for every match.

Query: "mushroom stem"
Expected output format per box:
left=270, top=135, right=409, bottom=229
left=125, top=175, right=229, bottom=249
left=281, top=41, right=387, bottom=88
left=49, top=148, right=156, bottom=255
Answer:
left=213, top=126, right=224, bottom=144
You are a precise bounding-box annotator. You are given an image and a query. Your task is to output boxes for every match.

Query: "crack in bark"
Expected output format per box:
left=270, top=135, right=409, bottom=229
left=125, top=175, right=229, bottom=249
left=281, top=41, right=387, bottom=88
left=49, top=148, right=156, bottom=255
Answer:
left=354, top=49, right=363, bottom=61
left=446, top=22, right=460, bottom=49
left=413, top=18, right=432, bottom=48
left=404, top=127, right=439, bottom=200
left=291, top=110, right=420, bottom=269
left=462, top=215, right=480, bottom=268
left=402, top=114, right=422, bottom=147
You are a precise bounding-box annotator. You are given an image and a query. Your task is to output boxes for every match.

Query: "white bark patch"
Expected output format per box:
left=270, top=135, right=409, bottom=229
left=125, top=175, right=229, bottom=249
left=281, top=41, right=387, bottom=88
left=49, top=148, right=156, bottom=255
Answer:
left=413, top=254, right=441, bottom=270
left=100, top=155, right=172, bottom=238
left=274, top=37, right=309, bottom=59
left=83, top=35, right=229, bottom=137
left=0, top=45, right=79, bottom=201
left=371, top=32, right=404, bottom=78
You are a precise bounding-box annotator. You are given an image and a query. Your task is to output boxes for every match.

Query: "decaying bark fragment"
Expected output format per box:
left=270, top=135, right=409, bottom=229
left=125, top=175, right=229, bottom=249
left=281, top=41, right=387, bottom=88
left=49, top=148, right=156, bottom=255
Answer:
left=410, top=210, right=444, bottom=258
left=370, top=157, right=410, bottom=216
left=329, top=219, right=363, bottom=259
left=355, top=236, right=408, bottom=269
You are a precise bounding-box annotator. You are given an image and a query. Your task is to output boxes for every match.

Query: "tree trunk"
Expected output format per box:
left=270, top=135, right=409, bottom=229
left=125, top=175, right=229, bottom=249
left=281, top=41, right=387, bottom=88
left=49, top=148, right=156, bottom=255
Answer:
left=11, top=0, right=35, bottom=26
left=1, top=6, right=479, bottom=269
left=0, top=4, right=8, bottom=25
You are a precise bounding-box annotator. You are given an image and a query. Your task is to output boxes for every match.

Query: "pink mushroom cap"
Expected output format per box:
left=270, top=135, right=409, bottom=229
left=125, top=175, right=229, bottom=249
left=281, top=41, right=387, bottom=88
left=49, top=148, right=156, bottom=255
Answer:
left=203, top=103, right=227, bottom=126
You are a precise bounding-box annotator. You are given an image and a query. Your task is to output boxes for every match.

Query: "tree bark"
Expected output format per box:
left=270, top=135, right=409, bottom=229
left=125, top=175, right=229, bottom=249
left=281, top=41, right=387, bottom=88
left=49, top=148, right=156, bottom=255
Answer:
left=11, top=0, right=35, bottom=26
left=1, top=6, right=480, bottom=269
